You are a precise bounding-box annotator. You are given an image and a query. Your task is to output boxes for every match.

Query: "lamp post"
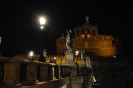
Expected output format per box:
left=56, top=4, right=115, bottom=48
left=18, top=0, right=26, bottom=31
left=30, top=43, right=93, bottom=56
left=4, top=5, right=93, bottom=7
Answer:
left=38, top=17, right=46, bottom=62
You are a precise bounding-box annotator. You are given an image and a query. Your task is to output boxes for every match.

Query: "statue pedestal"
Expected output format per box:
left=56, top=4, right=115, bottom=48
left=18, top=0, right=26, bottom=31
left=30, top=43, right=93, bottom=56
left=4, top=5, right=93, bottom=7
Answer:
left=61, top=53, right=83, bottom=88
left=65, top=52, right=74, bottom=62
left=61, top=52, right=78, bottom=76
left=62, top=52, right=76, bottom=66
left=69, top=76, right=84, bottom=88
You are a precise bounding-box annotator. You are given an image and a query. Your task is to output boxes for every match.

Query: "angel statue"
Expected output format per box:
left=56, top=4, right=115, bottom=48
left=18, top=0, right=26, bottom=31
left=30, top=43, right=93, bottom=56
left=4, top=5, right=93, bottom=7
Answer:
left=66, top=29, right=74, bottom=53
left=43, top=49, right=47, bottom=58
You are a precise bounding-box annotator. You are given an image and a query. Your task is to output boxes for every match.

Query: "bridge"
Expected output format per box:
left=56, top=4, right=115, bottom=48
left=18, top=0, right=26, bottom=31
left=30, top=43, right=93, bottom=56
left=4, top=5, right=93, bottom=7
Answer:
left=0, top=52, right=93, bottom=88
left=1, top=54, right=133, bottom=88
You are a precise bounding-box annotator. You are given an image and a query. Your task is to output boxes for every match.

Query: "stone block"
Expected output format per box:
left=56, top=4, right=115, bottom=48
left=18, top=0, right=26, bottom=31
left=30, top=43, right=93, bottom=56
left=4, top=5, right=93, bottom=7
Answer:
left=70, top=76, right=83, bottom=84
left=70, top=76, right=84, bottom=88
left=40, top=65, right=48, bottom=81
left=26, top=64, right=37, bottom=82
left=65, top=52, right=74, bottom=62
left=4, top=63, right=20, bottom=85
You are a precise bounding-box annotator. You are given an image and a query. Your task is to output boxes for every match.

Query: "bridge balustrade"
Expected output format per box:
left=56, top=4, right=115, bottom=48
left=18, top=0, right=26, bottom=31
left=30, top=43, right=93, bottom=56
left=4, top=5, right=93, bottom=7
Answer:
left=0, top=57, right=70, bottom=88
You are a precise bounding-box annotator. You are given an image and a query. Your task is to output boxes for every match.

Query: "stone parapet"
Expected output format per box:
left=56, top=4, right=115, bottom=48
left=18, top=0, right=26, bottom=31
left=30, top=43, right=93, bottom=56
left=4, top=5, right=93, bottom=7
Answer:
left=40, top=65, right=49, bottom=81
left=0, top=57, right=69, bottom=88
left=4, top=63, right=20, bottom=85
left=70, top=76, right=83, bottom=84
left=70, top=76, right=84, bottom=88
left=26, top=64, right=37, bottom=84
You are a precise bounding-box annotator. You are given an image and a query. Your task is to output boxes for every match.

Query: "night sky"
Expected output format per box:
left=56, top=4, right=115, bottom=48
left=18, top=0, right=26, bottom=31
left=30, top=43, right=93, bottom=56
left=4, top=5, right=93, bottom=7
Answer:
left=0, top=0, right=133, bottom=56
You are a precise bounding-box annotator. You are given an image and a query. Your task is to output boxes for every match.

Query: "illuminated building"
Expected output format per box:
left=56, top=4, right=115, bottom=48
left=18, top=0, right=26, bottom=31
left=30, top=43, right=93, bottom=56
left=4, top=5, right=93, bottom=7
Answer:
left=56, top=18, right=121, bottom=56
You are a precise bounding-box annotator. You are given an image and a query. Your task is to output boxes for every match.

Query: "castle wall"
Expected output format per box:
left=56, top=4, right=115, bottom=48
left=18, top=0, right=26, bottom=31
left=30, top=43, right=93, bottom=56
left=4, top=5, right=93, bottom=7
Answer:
left=56, top=24, right=121, bottom=56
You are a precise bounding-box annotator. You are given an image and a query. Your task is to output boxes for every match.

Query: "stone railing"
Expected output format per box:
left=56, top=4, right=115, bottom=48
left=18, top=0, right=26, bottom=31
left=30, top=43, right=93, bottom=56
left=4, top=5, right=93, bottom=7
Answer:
left=0, top=56, right=71, bottom=88
left=14, top=54, right=82, bottom=66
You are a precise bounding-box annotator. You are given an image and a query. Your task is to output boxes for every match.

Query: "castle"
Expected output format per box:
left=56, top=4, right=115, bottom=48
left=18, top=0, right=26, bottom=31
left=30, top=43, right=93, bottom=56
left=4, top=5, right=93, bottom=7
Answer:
left=56, top=17, right=121, bottom=56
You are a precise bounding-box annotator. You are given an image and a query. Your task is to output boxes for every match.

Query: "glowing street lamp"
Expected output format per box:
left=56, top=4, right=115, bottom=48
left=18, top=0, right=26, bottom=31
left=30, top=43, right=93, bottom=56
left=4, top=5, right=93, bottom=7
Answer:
left=38, top=17, right=46, bottom=62
left=40, top=26, right=44, bottom=29
left=29, top=51, right=34, bottom=57
left=39, top=17, right=46, bottom=29
left=29, top=51, right=34, bottom=62
left=40, top=17, right=46, bottom=25
left=75, top=51, right=79, bottom=56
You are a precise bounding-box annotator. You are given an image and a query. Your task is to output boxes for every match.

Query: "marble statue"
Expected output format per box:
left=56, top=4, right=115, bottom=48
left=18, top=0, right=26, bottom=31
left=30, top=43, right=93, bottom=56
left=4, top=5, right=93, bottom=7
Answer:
left=80, top=50, right=86, bottom=68
left=81, top=50, right=85, bottom=60
left=85, top=16, right=90, bottom=24
left=43, top=49, right=47, bottom=58
left=66, top=29, right=73, bottom=53
left=85, top=54, right=91, bottom=68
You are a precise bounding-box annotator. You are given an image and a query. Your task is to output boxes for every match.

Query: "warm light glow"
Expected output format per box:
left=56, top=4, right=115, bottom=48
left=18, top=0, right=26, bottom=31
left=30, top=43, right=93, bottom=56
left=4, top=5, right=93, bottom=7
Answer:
left=29, top=51, right=34, bottom=57
left=75, top=51, right=79, bottom=56
left=54, top=57, right=56, bottom=59
left=87, top=35, right=91, bottom=38
left=39, top=17, right=46, bottom=25
left=81, top=35, right=85, bottom=38
left=93, top=76, right=96, bottom=82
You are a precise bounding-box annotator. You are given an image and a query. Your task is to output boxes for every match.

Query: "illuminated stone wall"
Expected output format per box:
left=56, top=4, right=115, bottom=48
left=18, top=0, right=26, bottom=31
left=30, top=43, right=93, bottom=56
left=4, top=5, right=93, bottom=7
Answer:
left=56, top=24, right=121, bottom=56
left=56, top=37, right=67, bottom=55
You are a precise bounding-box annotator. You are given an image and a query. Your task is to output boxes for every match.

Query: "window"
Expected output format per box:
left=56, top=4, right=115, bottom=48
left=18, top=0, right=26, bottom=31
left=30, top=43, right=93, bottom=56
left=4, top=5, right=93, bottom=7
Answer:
left=87, top=35, right=91, bottom=38
left=81, top=35, right=85, bottom=38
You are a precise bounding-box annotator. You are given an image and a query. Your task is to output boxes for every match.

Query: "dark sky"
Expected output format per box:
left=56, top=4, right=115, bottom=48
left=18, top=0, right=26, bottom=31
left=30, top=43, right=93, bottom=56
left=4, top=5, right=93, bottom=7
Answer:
left=0, top=0, right=133, bottom=56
